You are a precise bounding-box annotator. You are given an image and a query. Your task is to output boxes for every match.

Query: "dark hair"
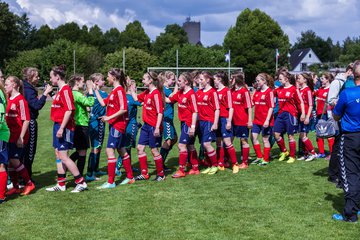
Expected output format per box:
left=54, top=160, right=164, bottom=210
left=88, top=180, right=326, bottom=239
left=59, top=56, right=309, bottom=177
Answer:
left=214, top=71, right=229, bottom=87
left=231, top=70, right=245, bottom=87
left=256, top=73, right=274, bottom=89
left=109, top=68, right=126, bottom=88
left=201, top=71, right=215, bottom=88
left=322, top=72, right=334, bottom=83
left=300, top=72, right=314, bottom=91
left=52, top=65, right=66, bottom=80
left=179, top=72, right=193, bottom=87
left=68, top=74, right=84, bottom=88
left=147, top=71, right=165, bottom=102
left=6, top=76, right=24, bottom=95
left=353, top=60, right=360, bottom=80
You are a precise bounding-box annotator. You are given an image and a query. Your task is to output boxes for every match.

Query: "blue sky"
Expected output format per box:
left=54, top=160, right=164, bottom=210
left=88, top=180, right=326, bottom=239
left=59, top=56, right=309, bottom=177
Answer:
left=6, top=0, right=360, bottom=46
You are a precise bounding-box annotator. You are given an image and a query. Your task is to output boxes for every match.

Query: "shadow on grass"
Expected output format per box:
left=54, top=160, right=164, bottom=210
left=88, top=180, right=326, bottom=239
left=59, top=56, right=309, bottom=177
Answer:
left=313, top=167, right=328, bottom=177
left=324, top=192, right=344, bottom=213
left=32, top=170, right=58, bottom=190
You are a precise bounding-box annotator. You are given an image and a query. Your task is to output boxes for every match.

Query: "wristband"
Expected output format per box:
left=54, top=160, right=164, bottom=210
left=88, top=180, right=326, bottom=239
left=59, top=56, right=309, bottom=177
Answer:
left=191, top=125, right=196, bottom=128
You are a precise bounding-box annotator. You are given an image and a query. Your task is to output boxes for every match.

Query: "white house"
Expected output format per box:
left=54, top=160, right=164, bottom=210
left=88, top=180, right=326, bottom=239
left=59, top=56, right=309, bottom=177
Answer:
left=289, top=48, right=322, bottom=72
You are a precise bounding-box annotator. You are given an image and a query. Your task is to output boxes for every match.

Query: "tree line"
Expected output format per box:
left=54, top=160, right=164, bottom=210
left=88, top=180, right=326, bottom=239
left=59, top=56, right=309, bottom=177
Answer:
left=1, top=2, right=359, bottom=84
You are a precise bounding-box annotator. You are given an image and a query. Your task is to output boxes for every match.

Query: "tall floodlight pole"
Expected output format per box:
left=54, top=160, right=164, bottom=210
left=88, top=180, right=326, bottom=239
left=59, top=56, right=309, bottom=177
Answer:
left=176, top=49, right=179, bottom=77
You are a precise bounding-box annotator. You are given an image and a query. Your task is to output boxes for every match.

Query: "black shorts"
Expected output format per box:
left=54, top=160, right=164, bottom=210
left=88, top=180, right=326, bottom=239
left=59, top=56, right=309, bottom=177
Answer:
left=73, top=125, right=90, bottom=150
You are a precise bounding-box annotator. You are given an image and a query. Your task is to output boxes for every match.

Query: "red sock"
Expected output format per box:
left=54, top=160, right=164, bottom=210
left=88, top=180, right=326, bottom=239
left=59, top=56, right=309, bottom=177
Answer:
left=179, top=151, right=188, bottom=173
left=154, top=155, right=164, bottom=176
left=107, top=157, right=117, bottom=184
left=328, top=138, right=335, bottom=153
left=226, top=144, right=238, bottom=165
left=303, top=138, right=315, bottom=154
left=289, top=141, right=296, bottom=158
left=276, top=137, right=287, bottom=152
left=207, top=150, right=217, bottom=167
left=138, top=154, right=148, bottom=175
left=242, top=146, right=250, bottom=165
left=16, top=164, right=31, bottom=184
left=205, top=154, right=211, bottom=166
left=0, top=171, right=7, bottom=199
left=74, top=175, right=85, bottom=184
left=253, top=144, right=263, bottom=158
left=263, top=147, right=271, bottom=162
left=217, top=146, right=225, bottom=166
left=317, top=138, right=325, bottom=154
left=57, top=174, right=66, bottom=187
left=8, top=168, right=18, bottom=188
left=122, top=153, right=133, bottom=179
left=189, top=150, right=199, bottom=171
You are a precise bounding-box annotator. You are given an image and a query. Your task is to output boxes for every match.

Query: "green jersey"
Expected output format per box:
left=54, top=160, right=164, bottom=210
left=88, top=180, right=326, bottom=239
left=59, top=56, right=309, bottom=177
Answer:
left=0, top=90, right=10, bottom=142
left=72, top=90, right=95, bottom=126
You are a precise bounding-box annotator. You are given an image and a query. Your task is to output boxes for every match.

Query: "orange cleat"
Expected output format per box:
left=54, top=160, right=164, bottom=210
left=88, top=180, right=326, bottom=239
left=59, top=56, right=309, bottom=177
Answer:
left=239, top=163, right=249, bottom=169
left=187, top=169, right=200, bottom=175
left=21, top=182, right=36, bottom=196
left=172, top=170, right=186, bottom=178
left=6, top=187, right=21, bottom=196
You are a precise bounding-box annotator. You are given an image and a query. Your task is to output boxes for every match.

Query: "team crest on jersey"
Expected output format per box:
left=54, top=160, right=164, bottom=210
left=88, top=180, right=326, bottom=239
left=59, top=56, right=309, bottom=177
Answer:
left=55, top=95, right=60, bottom=101
left=110, top=94, right=114, bottom=100
left=323, top=92, right=328, bottom=97
left=182, top=97, right=187, bottom=103
left=237, top=94, right=241, bottom=99
left=203, top=95, right=208, bottom=101
left=285, top=92, right=290, bottom=97
left=147, top=99, right=151, bottom=105
left=10, top=103, right=16, bottom=110
left=219, top=94, right=223, bottom=99
left=261, top=95, right=265, bottom=100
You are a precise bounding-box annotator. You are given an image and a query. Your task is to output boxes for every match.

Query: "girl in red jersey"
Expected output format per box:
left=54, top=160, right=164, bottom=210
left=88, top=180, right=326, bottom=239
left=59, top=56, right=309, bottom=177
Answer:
left=132, top=71, right=165, bottom=181
left=297, top=73, right=317, bottom=161
left=167, top=72, right=199, bottom=178
left=273, top=68, right=305, bottom=163
left=197, top=71, right=220, bottom=175
left=213, top=71, right=239, bottom=173
left=230, top=71, right=253, bottom=169
left=4, top=76, right=35, bottom=196
left=45, top=65, right=87, bottom=193
left=251, top=73, right=275, bottom=166
left=94, top=68, right=133, bottom=188
left=314, top=72, right=334, bottom=160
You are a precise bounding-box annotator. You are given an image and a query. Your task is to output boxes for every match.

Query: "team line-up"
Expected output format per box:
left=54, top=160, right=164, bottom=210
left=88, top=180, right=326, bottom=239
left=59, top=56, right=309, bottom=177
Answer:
left=0, top=65, right=344, bottom=200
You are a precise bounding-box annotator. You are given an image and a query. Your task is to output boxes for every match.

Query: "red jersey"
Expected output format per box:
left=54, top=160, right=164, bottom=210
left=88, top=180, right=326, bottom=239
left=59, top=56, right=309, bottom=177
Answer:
left=6, top=93, right=30, bottom=144
left=252, top=87, right=275, bottom=126
left=274, top=85, right=303, bottom=117
left=217, top=87, right=233, bottom=118
left=50, top=84, right=75, bottom=131
left=231, top=87, right=252, bottom=126
left=138, top=88, right=164, bottom=127
left=196, top=87, right=220, bottom=122
left=299, top=86, right=313, bottom=115
left=169, top=88, right=198, bottom=127
left=314, top=86, right=329, bottom=116
left=104, top=85, right=128, bottom=133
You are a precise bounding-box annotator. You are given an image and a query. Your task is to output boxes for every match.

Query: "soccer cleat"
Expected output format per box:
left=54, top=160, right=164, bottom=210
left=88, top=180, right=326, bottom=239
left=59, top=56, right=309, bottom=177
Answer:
left=232, top=164, right=239, bottom=174
left=258, top=160, right=269, bottom=166
left=317, top=153, right=326, bottom=158
left=120, top=178, right=135, bottom=185
left=332, top=214, right=345, bottom=221
left=287, top=157, right=296, bottom=164
left=134, top=174, right=150, bottom=181
left=6, top=187, right=21, bottom=196
left=21, top=182, right=35, bottom=196
left=71, top=182, right=88, bottom=193
left=7, top=181, right=13, bottom=190
left=325, top=155, right=331, bottom=161
left=297, top=156, right=307, bottom=161
left=46, top=184, right=66, bottom=192
left=97, top=182, right=116, bottom=189
left=278, top=151, right=289, bottom=161
left=153, top=175, right=166, bottom=181
left=172, top=170, right=186, bottom=178
left=201, top=167, right=211, bottom=174
left=208, top=166, right=219, bottom=175
left=0, top=198, right=5, bottom=204
left=239, top=163, right=248, bottom=169
left=218, top=166, right=225, bottom=171
left=251, top=158, right=263, bottom=165
left=305, top=154, right=317, bottom=162
left=85, top=174, right=100, bottom=182
left=187, top=169, right=200, bottom=175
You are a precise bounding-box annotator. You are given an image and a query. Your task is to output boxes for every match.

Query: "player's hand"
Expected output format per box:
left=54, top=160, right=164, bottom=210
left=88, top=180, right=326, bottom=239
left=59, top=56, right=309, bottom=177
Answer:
left=189, top=126, right=195, bottom=137
left=247, top=121, right=253, bottom=129
left=263, top=120, right=269, bottom=128
left=100, top=116, right=110, bottom=122
left=154, top=127, right=160, bottom=137
left=226, top=121, right=232, bottom=130
left=211, top=124, right=218, bottom=131
left=304, top=116, right=310, bottom=125
left=43, top=84, right=53, bottom=95
left=300, top=113, right=306, bottom=122
left=16, top=136, right=24, bottom=148
left=56, top=128, right=64, bottom=138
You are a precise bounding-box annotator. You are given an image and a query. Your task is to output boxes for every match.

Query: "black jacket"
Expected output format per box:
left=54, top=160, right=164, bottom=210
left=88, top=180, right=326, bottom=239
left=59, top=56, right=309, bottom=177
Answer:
left=23, top=80, right=47, bottom=120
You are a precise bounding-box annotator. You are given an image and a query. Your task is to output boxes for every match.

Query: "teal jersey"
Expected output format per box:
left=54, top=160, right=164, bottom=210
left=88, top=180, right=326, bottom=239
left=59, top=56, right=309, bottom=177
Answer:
left=89, top=90, right=108, bottom=123
left=164, top=87, right=174, bottom=121
left=73, top=90, right=95, bottom=126
left=127, top=94, right=141, bottom=123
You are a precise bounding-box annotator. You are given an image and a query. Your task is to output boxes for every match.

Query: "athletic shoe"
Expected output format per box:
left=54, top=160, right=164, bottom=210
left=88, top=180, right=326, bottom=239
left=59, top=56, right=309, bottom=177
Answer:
left=278, top=151, right=289, bottom=161
left=332, top=214, right=358, bottom=222
left=153, top=175, right=166, bottom=181
left=218, top=166, right=225, bottom=171
left=96, top=182, right=116, bottom=189
left=6, top=188, right=21, bottom=196
left=325, top=155, right=331, bottom=161
left=120, top=178, right=135, bottom=185
left=85, top=174, right=100, bottom=182
left=134, top=174, right=150, bottom=181
left=258, top=160, right=269, bottom=166
left=172, top=170, right=186, bottom=178
left=305, top=154, right=317, bottom=162
left=297, top=156, right=307, bottom=161
left=46, top=184, right=66, bottom=192
left=21, top=182, right=35, bottom=196
left=208, top=166, right=219, bottom=175
left=187, top=169, right=200, bottom=175
left=317, top=153, right=326, bottom=158
left=232, top=164, right=239, bottom=174
left=287, top=157, right=296, bottom=164
left=71, top=182, right=88, bottom=193
left=201, top=167, right=211, bottom=174
left=251, top=158, right=263, bottom=165
left=239, top=163, right=248, bottom=169
left=95, top=170, right=107, bottom=176
left=0, top=198, right=5, bottom=204
left=7, top=182, right=13, bottom=190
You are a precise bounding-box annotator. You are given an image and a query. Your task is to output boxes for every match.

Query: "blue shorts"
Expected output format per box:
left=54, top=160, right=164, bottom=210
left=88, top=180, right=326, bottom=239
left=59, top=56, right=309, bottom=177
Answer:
left=125, top=121, right=138, bottom=148
left=299, top=122, right=310, bottom=133
left=273, top=112, right=298, bottom=135
left=8, top=142, right=24, bottom=159
left=107, top=125, right=126, bottom=149
left=216, top=117, right=233, bottom=138
left=89, top=120, right=105, bottom=149
left=163, top=119, right=177, bottom=141
left=0, top=141, right=8, bottom=165
left=53, top=123, right=74, bottom=151
left=179, top=122, right=195, bottom=145
left=199, top=120, right=216, bottom=144
left=252, top=124, right=272, bottom=136
left=138, top=123, right=162, bottom=148
left=233, top=125, right=249, bottom=139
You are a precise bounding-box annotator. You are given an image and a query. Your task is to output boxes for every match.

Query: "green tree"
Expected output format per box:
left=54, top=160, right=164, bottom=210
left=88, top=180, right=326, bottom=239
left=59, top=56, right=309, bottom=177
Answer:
left=151, top=24, right=188, bottom=56
left=101, top=28, right=122, bottom=54
left=86, top=25, right=105, bottom=48
left=32, top=25, right=55, bottom=49
left=119, top=21, right=150, bottom=51
left=339, top=37, right=360, bottom=65
left=54, top=22, right=83, bottom=43
left=15, top=13, right=37, bottom=51
left=223, top=8, right=290, bottom=82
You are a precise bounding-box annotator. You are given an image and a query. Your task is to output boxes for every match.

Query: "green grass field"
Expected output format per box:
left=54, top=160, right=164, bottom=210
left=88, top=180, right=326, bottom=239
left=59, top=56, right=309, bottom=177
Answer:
left=0, top=103, right=358, bottom=240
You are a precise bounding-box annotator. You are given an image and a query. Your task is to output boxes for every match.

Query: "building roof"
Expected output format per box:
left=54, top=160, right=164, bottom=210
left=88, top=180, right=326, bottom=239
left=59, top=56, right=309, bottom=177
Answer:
left=289, top=48, right=312, bottom=70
